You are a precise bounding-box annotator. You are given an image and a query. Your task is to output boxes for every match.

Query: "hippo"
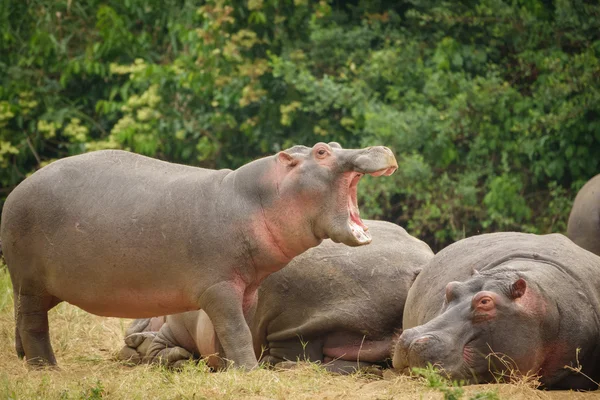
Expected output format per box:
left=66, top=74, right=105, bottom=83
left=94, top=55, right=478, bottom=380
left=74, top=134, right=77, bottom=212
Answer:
left=567, top=174, right=600, bottom=256
left=1, top=142, right=397, bottom=368
left=392, top=232, right=600, bottom=390
left=118, top=221, right=434, bottom=373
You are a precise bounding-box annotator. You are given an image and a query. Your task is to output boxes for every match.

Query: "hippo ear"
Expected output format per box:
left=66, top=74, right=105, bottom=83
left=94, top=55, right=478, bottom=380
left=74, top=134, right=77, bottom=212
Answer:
left=510, top=278, right=527, bottom=299
left=277, top=151, right=298, bottom=167
left=329, top=142, right=342, bottom=149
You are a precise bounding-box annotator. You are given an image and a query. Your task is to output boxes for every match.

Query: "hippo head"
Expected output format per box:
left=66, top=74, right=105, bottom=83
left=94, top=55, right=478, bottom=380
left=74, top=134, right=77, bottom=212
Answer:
left=275, top=142, right=397, bottom=247
left=393, top=270, right=553, bottom=383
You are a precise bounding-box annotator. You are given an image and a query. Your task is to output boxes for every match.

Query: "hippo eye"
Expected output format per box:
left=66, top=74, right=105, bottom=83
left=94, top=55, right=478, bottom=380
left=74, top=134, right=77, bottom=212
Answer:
left=315, top=148, right=329, bottom=158
left=475, top=296, right=495, bottom=311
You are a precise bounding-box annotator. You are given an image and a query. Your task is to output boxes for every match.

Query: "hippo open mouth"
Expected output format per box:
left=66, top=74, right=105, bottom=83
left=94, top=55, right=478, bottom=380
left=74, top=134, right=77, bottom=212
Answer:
left=347, top=165, right=396, bottom=244
left=348, top=173, right=370, bottom=244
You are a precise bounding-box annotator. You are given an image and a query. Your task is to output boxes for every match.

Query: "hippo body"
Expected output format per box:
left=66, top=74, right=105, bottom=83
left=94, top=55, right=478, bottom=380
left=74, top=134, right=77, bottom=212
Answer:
left=393, top=232, right=600, bottom=390
left=120, top=221, right=433, bottom=373
left=567, top=174, right=600, bottom=256
left=1, top=143, right=397, bottom=368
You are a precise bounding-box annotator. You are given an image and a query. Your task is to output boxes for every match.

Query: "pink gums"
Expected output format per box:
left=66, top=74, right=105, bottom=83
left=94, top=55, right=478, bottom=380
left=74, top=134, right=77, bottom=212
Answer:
left=347, top=173, right=367, bottom=230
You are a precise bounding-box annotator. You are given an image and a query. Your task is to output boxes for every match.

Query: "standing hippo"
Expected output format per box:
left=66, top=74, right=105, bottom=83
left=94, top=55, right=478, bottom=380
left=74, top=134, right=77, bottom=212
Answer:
left=568, top=174, right=600, bottom=256
left=119, top=221, right=433, bottom=373
left=1, top=142, right=397, bottom=369
left=393, top=232, right=600, bottom=390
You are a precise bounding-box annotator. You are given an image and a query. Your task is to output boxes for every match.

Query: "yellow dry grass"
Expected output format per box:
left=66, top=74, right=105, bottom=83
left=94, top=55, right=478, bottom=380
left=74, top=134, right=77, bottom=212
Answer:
left=0, top=265, right=598, bottom=400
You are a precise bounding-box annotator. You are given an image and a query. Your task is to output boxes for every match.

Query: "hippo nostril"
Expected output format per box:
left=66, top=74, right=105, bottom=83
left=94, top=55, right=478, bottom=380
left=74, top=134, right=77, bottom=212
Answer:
left=414, top=336, right=430, bottom=345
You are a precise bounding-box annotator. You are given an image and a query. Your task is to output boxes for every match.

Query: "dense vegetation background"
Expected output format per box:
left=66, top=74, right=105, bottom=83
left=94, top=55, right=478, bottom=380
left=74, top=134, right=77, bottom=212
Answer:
left=1, top=0, right=599, bottom=251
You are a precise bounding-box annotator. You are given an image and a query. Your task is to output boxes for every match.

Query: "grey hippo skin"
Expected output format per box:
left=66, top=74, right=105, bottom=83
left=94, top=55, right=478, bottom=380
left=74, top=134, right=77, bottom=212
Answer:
left=1, top=142, right=398, bottom=368
left=393, top=232, right=600, bottom=390
left=567, top=174, right=600, bottom=256
left=119, top=221, right=433, bottom=373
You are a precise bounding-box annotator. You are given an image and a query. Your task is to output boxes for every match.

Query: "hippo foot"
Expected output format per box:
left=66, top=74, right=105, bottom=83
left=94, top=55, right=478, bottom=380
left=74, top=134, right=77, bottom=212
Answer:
left=117, top=332, right=158, bottom=364
left=147, top=344, right=194, bottom=368
left=25, top=358, right=61, bottom=371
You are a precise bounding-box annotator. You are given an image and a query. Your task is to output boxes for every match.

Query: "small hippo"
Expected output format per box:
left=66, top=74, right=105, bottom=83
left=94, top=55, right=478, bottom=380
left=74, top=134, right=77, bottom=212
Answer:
left=1, top=142, right=397, bottom=368
left=119, top=221, right=433, bottom=373
left=568, top=174, right=600, bottom=256
left=393, top=232, right=600, bottom=390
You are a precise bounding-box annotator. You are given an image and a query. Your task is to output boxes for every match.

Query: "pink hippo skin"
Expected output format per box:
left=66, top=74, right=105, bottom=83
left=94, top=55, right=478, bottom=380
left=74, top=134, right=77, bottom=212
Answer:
left=119, top=221, right=434, bottom=373
left=567, top=174, right=600, bottom=256
left=393, top=232, right=600, bottom=390
left=1, top=142, right=397, bottom=369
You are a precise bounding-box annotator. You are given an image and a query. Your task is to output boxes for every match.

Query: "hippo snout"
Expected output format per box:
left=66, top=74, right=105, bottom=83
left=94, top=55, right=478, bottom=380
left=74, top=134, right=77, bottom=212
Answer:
left=352, top=146, right=398, bottom=176
left=393, top=329, right=448, bottom=371
left=407, top=334, right=444, bottom=367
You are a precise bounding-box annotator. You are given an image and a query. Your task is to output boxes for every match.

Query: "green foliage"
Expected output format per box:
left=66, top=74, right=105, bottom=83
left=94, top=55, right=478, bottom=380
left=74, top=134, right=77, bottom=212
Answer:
left=1, top=0, right=599, bottom=250
left=412, top=365, right=500, bottom=400
left=79, top=380, right=105, bottom=400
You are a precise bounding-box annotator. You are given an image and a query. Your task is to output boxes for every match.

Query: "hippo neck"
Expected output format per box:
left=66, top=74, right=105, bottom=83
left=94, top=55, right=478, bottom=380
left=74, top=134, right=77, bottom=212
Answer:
left=223, top=156, right=321, bottom=279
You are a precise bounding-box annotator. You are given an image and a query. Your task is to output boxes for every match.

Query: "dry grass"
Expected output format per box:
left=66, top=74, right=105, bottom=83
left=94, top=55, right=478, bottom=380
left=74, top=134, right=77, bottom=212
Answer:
left=0, top=265, right=597, bottom=400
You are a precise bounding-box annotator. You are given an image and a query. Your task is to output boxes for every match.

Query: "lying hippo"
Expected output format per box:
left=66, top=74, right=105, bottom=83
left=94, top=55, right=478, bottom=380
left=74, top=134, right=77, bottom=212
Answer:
left=119, top=221, right=433, bottom=373
left=567, top=174, right=600, bottom=256
left=1, top=142, right=397, bottom=368
left=393, top=232, right=600, bottom=390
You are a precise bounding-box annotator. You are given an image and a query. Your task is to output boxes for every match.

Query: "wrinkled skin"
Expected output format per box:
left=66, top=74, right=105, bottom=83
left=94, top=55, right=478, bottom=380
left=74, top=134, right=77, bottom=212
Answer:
left=393, top=232, right=600, bottom=390
left=1, top=142, right=397, bottom=368
left=567, top=174, right=600, bottom=256
left=119, top=221, right=433, bottom=373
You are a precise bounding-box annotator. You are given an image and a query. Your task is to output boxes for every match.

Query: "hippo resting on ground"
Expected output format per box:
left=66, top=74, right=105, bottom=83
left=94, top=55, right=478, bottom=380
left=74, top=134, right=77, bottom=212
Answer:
left=568, top=174, right=600, bottom=256
left=1, top=142, right=397, bottom=368
left=393, top=232, right=600, bottom=390
left=119, top=221, right=434, bottom=373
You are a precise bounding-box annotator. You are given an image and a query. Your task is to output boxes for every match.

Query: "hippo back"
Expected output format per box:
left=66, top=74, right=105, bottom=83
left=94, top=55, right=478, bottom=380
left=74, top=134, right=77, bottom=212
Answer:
left=567, top=174, right=600, bottom=256
left=253, top=220, right=434, bottom=344
left=403, top=232, right=600, bottom=328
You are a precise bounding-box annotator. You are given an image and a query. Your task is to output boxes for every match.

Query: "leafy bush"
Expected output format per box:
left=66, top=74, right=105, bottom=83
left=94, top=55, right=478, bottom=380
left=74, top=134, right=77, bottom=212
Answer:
left=1, top=0, right=599, bottom=251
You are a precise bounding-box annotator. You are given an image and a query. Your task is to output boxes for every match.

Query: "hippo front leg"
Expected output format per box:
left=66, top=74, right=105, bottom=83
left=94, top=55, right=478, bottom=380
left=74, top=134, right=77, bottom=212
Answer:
left=199, top=281, right=258, bottom=370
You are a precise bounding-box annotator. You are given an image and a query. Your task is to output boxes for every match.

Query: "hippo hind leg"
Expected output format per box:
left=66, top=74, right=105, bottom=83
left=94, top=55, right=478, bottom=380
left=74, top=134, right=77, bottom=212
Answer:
left=14, top=288, right=61, bottom=367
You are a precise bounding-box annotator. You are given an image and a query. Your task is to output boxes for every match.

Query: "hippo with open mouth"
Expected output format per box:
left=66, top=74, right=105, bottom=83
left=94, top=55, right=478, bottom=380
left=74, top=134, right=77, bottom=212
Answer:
left=393, top=232, right=600, bottom=390
left=1, top=142, right=397, bottom=369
